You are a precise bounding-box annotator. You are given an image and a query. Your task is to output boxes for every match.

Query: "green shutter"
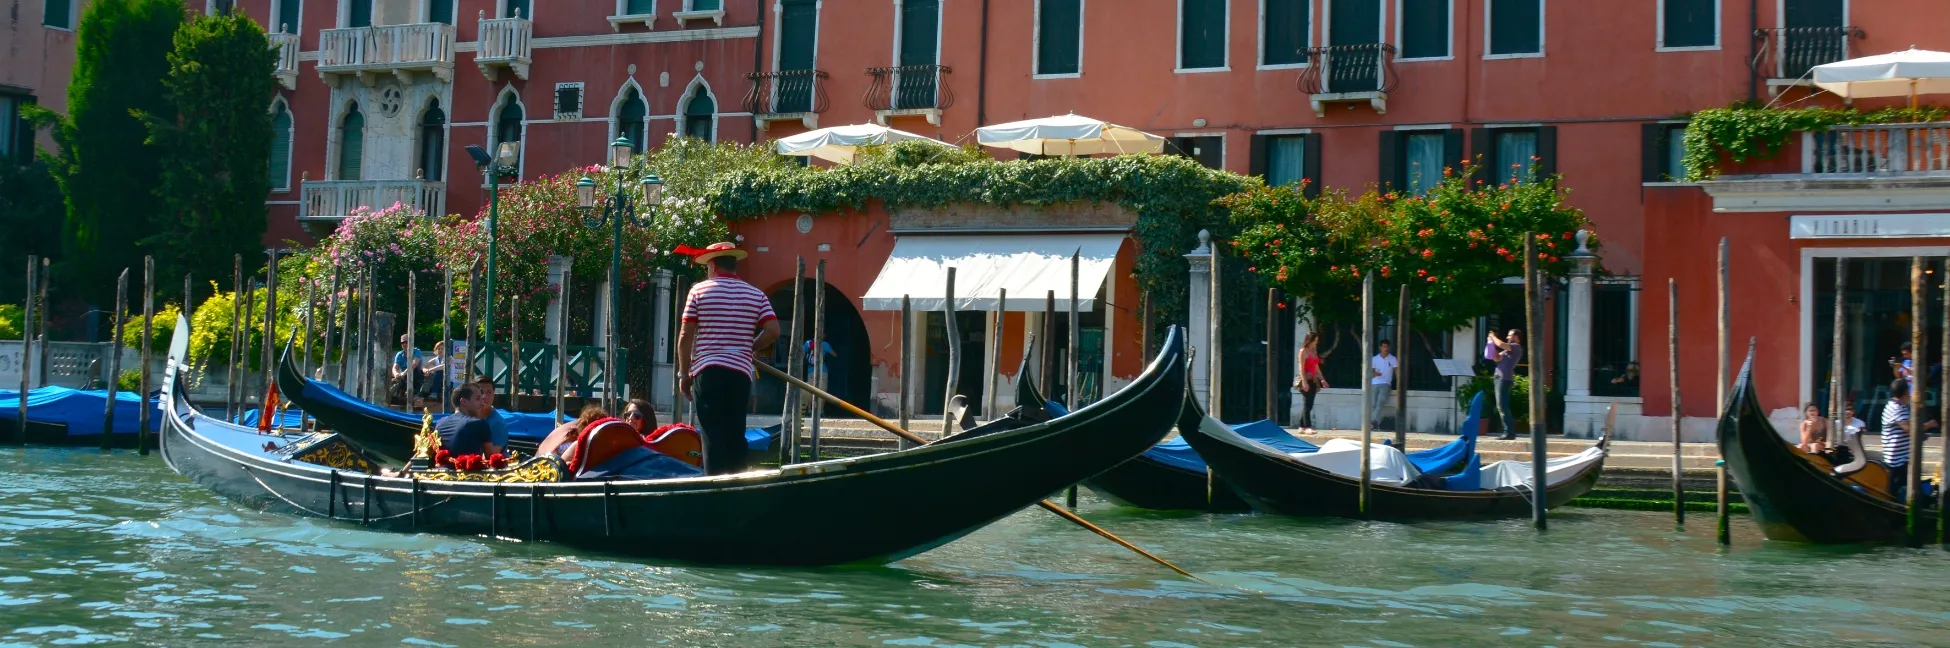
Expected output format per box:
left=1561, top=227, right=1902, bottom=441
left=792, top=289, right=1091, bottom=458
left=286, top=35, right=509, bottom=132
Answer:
left=349, top=0, right=372, bottom=27
left=900, top=0, right=939, bottom=66
left=1262, top=0, right=1307, bottom=66
left=780, top=0, right=817, bottom=70
left=338, top=109, right=364, bottom=181
left=1400, top=0, right=1449, bottom=59
left=270, top=107, right=292, bottom=191
left=1328, top=0, right=1379, bottom=46
left=428, top=0, right=453, bottom=24
left=692, top=0, right=720, bottom=11
left=1179, top=0, right=1225, bottom=69
left=278, top=0, right=301, bottom=32
left=43, top=0, right=71, bottom=29
left=1488, top=0, right=1541, bottom=55
left=504, top=0, right=529, bottom=18
left=626, top=0, right=654, bottom=14
left=1662, top=0, right=1714, bottom=48
left=1036, top=0, right=1081, bottom=75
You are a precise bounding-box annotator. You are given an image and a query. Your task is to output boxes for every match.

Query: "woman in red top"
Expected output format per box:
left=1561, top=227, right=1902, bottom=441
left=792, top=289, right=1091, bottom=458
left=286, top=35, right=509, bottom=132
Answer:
left=1293, top=331, right=1329, bottom=433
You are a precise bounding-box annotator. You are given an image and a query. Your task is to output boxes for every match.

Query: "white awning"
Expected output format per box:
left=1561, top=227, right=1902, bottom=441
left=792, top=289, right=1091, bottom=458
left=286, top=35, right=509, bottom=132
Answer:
left=861, top=234, right=1124, bottom=312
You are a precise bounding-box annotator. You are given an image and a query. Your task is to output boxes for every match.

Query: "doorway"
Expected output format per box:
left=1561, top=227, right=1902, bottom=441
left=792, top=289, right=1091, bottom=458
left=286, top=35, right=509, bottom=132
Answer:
left=757, top=280, right=873, bottom=415
left=1811, top=256, right=1946, bottom=433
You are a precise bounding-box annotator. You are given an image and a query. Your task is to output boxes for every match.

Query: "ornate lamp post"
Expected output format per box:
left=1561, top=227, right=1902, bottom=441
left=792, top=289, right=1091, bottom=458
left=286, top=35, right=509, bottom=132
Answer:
left=577, top=136, right=663, bottom=412
left=465, top=141, right=520, bottom=395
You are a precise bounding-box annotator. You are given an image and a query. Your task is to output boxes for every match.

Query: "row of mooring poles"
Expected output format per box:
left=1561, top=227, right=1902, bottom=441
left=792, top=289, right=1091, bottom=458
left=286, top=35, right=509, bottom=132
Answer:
left=1066, top=254, right=1079, bottom=508
left=101, top=269, right=126, bottom=451
left=138, top=257, right=153, bottom=454
left=810, top=260, right=829, bottom=461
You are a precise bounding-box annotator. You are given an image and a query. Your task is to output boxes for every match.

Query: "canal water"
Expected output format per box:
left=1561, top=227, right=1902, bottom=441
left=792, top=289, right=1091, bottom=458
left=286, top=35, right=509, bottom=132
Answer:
left=2, top=448, right=1946, bottom=647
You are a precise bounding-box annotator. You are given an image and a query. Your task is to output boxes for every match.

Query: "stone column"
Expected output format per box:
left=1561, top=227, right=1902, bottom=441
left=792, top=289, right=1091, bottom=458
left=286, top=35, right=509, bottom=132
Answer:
left=544, top=255, right=572, bottom=343
left=1186, top=230, right=1213, bottom=410
left=650, top=269, right=674, bottom=412
left=1565, top=231, right=1598, bottom=398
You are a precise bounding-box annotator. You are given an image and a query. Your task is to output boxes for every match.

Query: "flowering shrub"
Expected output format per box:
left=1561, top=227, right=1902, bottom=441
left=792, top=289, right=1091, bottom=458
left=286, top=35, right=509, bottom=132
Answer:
left=184, top=282, right=302, bottom=375
left=1226, top=168, right=1594, bottom=330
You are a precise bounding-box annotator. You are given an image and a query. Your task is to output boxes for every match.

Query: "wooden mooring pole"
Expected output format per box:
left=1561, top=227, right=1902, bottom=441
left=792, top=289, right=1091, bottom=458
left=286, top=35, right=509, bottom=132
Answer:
left=1831, top=262, right=1846, bottom=447
left=897, top=294, right=911, bottom=452
left=17, top=256, right=32, bottom=445
left=1670, top=278, right=1684, bottom=525
left=1526, top=235, right=1546, bottom=531
left=1067, top=255, right=1080, bottom=508
left=1041, top=291, right=1054, bottom=398
left=405, top=272, right=417, bottom=412
left=1266, top=288, right=1278, bottom=424
left=511, top=295, right=522, bottom=411
left=337, top=271, right=354, bottom=390
left=779, top=258, right=804, bottom=463
left=985, top=287, right=1004, bottom=423
left=227, top=254, right=242, bottom=419
left=103, top=269, right=127, bottom=451
left=942, top=267, right=960, bottom=446
left=463, top=266, right=478, bottom=389
left=321, top=271, right=338, bottom=384
left=554, top=268, right=569, bottom=425
left=1939, top=267, right=1948, bottom=546
left=441, top=268, right=453, bottom=414
left=1907, top=257, right=1926, bottom=546
left=1358, top=272, right=1375, bottom=517
left=810, top=259, right=828, bottom=461
left=262, top=249, right=279, bottom=413
left=139, top=257, right=154, bottom=455
left=1395, top=285, right=1410, bottom=448
left=1717, top=238, right=1730, bottom=545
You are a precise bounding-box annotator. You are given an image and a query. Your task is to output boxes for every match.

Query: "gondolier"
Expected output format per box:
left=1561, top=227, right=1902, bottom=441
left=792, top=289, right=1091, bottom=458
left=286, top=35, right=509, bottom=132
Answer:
left=676, top=242, right=780, bottom=475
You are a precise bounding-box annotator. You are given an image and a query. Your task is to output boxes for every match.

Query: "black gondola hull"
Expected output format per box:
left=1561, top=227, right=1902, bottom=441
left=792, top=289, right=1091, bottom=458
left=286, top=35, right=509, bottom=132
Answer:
left=1082, top=390, right=1250, bottom=511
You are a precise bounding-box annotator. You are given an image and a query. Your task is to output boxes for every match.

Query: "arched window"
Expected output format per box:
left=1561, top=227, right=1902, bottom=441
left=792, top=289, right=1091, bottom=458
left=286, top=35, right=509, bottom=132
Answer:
left=616, top=86, right=647, bottom=153
left=418, top=99, right=446, bottom=181
left=337, top=102, right=363, bottom=181
left=269, top=100, right=293, bottom=191
left=682, top=90, right=714, bottom=142
left=492, top=93, right=523, bottom=176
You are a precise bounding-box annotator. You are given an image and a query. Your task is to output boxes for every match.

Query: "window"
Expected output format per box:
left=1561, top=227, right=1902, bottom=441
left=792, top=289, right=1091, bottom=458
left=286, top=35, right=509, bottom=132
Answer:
left=0, top=94, right=35, bottom=161
left=1487, top=0, right=1541, bottom=57
left=269, top=102, right=292, bottom=191
left=1469, top=126, right=1555, bottom=185
left=275, top=0, right=301, bottom=33
left=1327, top=0, right=1383, bottom=90
left=683, top=90, right=715, bottom=141
left=428, top=0, right=453, bottom=24
left=418, top=99, right=445, bottom=181
left=1590, top=282, right=1640, bottom=397
left=624, top=0, right=654, bottom=15
left=690, top=0, right=720, bottom=10
left=1399, top=0, right=1450, bottom=59
left=1379, top=129, right=1461, bottom=195
left=1641, top=123, right=1688, bottom=182
left=493, top=95, right=523, bottom=177
left=1250, top=133, right=1321, bottom=196
left=348, top=0, right=371, bottom=27
left=44, top=0, right=72, bottom=29
left=896, top=0, right=941, bottom=109
left=554, top=83, right=583, bottom=121
left=504, top=0, right=530, bottom=18
left=1168, top=136, right=1224, bottom=169
left=337, top=103, right=364, bottom=181
left=1179, top=0, right=1227, bottom=70
left=1659, top=0, right=1716, bottom=49
left=1261, top=0, right=1307, bottom=67
left=1035, top=0, right=1082, bottom=76
left=776, top=0, right=818, bottom=112
left=616, top=86, right=647, bottom=153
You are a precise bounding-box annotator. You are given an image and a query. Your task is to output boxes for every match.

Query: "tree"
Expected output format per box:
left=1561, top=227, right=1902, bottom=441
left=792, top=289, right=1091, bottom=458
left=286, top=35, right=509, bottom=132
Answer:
left=38, top=0, right=183, bottom=304
left=0, top=157, right=64, bottom=303
left=143, top=12, right=278, bottom=301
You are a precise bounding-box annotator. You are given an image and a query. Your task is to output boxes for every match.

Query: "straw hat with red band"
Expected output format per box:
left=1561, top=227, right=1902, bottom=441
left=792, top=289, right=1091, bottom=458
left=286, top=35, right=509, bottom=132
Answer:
left=672, top=242, right=747, bottom=265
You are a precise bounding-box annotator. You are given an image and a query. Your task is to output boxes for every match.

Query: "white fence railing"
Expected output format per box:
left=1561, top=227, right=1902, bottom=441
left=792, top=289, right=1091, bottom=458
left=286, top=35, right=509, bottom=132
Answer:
left=475, top=14, right=532, bottom=80
left=1802, top=123, right=1950, bottom=175
left=316, top=23, right=456, bottom=74
left=300, top=180, right=447, bottom=222
left=269, top=32, right=301, bottom=89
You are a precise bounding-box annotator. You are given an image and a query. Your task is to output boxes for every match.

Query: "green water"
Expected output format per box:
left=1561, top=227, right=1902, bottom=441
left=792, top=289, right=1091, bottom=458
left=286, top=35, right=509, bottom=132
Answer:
left=2, top=448, right=1947, bottom=647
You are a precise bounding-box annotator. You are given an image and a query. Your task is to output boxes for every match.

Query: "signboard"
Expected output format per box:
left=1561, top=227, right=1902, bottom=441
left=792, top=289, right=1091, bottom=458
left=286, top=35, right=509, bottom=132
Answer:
left=1790, top=214, right=1950, bottom=239
left=1430, top=358, right=1478, bottom=378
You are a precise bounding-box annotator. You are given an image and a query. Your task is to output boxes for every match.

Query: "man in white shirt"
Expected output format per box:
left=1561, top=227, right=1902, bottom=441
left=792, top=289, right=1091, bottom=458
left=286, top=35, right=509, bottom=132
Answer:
left=1369, top=339, right=1400, bottom=429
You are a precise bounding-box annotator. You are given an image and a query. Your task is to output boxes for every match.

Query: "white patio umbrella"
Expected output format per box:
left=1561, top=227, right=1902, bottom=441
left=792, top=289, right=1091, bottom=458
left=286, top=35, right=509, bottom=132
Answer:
left=975, top=113, right=1165, bottom=157
left=1813, top=46, right=1950, bottom=108
left=773, top=123, right=955, bottom=165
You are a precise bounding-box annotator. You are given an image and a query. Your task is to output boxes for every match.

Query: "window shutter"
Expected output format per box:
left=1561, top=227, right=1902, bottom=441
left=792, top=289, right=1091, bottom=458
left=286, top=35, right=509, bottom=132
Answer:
left=1400, top=0, right=1449, bottom=59
left=13, top=96, right=36, bottom=160
left=1180, top=0, right=1225, bottom=69
left=44, top=0, right=71, bottom=28
left=1641, top=123, right=1665, bottom=182
left=349, top=0, right=372, bottom=27
left=339, top=113, right=364, bottom=181
left=277, top=0, right=302, bottom=31
left=1377, top=130, right=1399, bottom=191
left=1248, top=134, right=1269, bottom=178
left=1489, top=0, right=1541, bottom=55
left=901, top=0, right=941, bottom=66
left=780, top=0, right=817, bottom=70
left=693, top=0, right=721, bottom=10
left=504, top=0, right=530, bottom=18
left=1536, top=125, right=1558, bottom=179
left=269, top=109, right=292, bottom=191
left=627, top=0, right=655, bottom=13
left=1301, top=133, right=1323, bottom=198
left=1662, top=0, right=1716, bottom=48
left=1037, top=0, right=1081, bottom=75
left=1469, top=127, right=1493, bottom=187
left=1262, top=0, right=1307, bottom=66
left=1442, top=129, right=1464, bottom=180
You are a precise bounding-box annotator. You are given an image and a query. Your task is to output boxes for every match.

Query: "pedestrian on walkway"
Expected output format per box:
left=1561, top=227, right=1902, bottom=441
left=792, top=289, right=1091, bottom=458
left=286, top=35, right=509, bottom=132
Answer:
left=1879, top=379, right=1941, bottom=499
left=1293, top=331, right=1327, bottom=433
left=1487, top=329, right=1523, bottom=440
left=1368, top=339, right=1398, bottom=430
left=676, top=242, right=781, bottom=475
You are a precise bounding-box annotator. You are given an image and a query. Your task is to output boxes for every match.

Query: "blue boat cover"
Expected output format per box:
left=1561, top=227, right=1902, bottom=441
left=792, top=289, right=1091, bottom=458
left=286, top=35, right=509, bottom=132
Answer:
left=576, top=445, right=705, bottom=480
left=1404, top=394, right=1482, bottom=475
left=1439, top=454, right=1484, bottom=491
left=0, top=387, right=160, bottom=436
left=232, top=408, right=309, bottom=429
left=1145, top=418, right=1321, bottom=474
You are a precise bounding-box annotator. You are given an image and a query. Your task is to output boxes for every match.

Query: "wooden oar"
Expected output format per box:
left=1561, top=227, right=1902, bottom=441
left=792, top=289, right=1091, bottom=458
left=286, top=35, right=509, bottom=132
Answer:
left=756, top=362, right=1199, bottom=580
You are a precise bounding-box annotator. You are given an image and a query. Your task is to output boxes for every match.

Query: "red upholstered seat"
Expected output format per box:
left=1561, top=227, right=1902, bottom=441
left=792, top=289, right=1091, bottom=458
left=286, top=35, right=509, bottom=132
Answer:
left=565, top=419, right=643, bottom=476
left=645, top=424, right=704, bottom=467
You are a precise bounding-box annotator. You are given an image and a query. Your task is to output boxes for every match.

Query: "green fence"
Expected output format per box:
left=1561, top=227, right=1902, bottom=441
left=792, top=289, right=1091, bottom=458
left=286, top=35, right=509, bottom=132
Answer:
left=469, top=343, right=625, bottom=396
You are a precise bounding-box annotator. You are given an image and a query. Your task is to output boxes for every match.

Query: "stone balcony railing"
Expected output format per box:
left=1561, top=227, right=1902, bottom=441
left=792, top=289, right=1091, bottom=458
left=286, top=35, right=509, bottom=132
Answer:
left=269, top=32, right=301, bottom=90
left=475, top=11, right=531, bottom=81
left=316, top=23, right=456, bottom=86
left=1802, top=122, right=1950, bottom=175
left=300, top=179, right=447, bottom=223
left=1699, top=121, right=1950, bottom=212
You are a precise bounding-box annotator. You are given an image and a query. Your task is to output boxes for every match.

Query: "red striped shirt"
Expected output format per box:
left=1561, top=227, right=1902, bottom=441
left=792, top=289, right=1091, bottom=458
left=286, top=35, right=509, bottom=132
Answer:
left=682, top=274, right=777, bottom=379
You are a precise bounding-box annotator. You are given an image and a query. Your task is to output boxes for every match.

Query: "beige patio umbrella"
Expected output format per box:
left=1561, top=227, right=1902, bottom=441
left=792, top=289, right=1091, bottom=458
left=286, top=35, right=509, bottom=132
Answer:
left=1813, top=46, right=1950, bottom=111
left=774, top=123, right=956, bottom=165
left=975, top=113, right=1165, bottom=157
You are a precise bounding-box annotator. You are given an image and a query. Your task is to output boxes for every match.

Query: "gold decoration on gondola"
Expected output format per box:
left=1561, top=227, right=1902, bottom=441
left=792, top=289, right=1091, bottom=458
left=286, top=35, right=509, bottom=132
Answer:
left=284, top=433, right=378, bottom=474
left=416, top=454, right=565, bottom=483
left=412, top=409, right=439, bottom=460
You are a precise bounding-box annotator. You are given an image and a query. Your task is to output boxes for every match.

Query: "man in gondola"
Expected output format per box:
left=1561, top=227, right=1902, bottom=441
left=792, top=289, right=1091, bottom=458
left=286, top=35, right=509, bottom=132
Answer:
left=676, top=242, right=780, bottom=475
left=437, top=383, right=499, bottom=457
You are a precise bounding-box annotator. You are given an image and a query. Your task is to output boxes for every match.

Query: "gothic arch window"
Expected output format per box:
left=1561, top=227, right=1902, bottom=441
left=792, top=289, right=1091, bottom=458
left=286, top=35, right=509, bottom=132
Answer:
left=418, top=98, right=446, bottom=181
left=337, top=101, right=364, bottom=181
left=614, top=84, right=647, bottom=153
left=489, top=88, right=524, bottom=180
left=680, top=83, right=715, bottom=142
left=269, top=99, right=293, bottom=191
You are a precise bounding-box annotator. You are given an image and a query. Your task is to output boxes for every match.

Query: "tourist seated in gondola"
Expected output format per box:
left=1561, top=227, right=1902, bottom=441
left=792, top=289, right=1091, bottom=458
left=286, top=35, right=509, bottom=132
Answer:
left=436, top=383, right=500, bottom=457
left=538, top=405, right=610, bottom=458
left=620, top=398, right=658, bottom=435
left=1798, top=402, right=1830, bottom=455
left=472, top=377, right=511, bottom=451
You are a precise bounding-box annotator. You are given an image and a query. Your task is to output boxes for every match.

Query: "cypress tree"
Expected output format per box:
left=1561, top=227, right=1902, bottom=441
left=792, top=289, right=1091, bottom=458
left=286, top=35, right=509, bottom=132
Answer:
left=143, top=12, right=278, bottom=293
left=44, top=0, right=183, bottom=304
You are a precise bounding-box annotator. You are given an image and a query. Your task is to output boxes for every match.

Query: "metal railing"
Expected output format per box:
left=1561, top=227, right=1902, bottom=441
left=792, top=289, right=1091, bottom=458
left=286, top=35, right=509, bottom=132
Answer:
left=476, top=13, right=532, bottom=71
left=1298, top=43, right=1398, bottom=95
left=865, top=64, right=954, bottom=112
left=300, top=179, right=447, bottom=221
left=745, top=68, right=829, bottom=116
left=1803, top=122, right=1950, bottom=175
left=1753, top=26, right=1864, bottom=80
left=471, top=343, right=625, bottom=396
left=269, top=32, right=301, bottom=88
left=317, top=23, right=456, bottom=73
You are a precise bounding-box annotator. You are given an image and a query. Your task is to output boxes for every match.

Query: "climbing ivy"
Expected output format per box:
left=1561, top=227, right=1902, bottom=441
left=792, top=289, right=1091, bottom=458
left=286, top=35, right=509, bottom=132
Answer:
left=706, top=143, right=1261, bottom=333
left=1682, top=102, right=1947, bottom=181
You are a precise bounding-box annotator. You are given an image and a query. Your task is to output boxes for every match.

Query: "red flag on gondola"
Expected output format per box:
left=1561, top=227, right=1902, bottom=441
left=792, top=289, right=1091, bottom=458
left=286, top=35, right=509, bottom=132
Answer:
left=258, top=380, right=280, bottom=433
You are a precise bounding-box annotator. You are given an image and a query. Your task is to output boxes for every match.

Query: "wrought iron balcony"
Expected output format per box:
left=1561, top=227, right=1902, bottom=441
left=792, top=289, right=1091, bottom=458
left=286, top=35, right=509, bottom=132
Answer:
left=316, top=23, right=456, bottom=86
left=745, top=69, right=829, bottom=130
left=269, top=32, right=301, bottom=90
left=1297, top=43, right=1397, bottom=117
left=475, top=11, right=531, bottom=81
left=1752, top=26, right=1865, bottom=88
left=864, top=64, right=954, bottom=126
left=300, top=179, right=447, bottom=223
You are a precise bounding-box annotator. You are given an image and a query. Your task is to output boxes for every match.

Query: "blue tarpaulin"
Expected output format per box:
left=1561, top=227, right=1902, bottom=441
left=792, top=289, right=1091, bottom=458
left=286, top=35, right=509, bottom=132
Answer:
left=231, top=408, right=309, bottom=429
left=1405, top=393, right=1483, bottom=475
left=1145, top=418, right=1320, bottom=474
left=0, top=387, right=160, bottom=436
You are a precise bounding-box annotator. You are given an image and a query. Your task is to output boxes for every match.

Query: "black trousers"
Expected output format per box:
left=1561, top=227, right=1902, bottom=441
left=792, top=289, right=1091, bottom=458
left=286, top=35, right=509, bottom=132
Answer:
left=693, top=366, right=751, bottom=475
left=1889, top=462, right=1910, bottom=502
left=1298, top=388, right=1318, bottom=429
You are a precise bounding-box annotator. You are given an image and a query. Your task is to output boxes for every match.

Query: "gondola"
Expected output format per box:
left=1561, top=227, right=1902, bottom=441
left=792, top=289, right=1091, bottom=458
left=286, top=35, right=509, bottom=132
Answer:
left=161, top=317, right=1189, bottom=566
left=1178, top=390, right=1607, bottom=519
left=1718, top=351, right=1938, bottom=543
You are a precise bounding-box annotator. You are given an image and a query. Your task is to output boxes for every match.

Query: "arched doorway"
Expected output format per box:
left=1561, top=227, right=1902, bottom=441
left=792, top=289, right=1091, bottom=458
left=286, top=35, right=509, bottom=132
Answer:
left=755, top=280, right=872, bottom=415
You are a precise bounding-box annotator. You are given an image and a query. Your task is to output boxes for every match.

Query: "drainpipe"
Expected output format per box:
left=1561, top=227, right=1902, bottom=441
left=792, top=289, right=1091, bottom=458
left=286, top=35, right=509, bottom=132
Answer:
left=1747, top=0, right=1758, bottom=103
left=751, top=0, right=766, bottom=143
left=976, top=0, right=990, bottom=127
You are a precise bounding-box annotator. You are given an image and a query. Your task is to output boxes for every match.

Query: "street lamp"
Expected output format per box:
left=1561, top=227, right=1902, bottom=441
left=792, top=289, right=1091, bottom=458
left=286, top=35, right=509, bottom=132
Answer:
left=577, top=136, right=663, bottom=411
left=464, top=141, right=519, bottom=397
